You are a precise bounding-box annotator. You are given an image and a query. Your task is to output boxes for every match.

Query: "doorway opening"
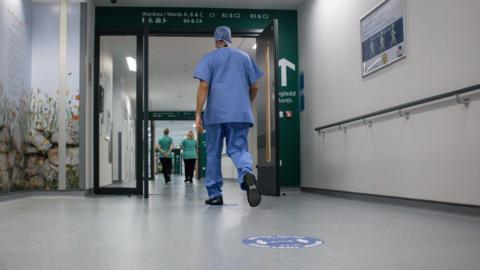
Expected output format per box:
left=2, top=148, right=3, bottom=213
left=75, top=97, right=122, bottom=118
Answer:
left=96, top=35, right=139, bottom=191
left=94, top=22, right=280, bottom=196
left=147, top=36, right=259, bottom=194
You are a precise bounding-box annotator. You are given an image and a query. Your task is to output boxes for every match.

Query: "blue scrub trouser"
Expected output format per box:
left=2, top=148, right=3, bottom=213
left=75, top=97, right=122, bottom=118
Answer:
left=204, top=123, right=253, bottom=199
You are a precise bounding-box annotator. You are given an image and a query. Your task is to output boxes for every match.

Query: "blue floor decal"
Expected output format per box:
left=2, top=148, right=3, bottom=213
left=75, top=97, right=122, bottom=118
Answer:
left=242, top=235, right=324, bottom=249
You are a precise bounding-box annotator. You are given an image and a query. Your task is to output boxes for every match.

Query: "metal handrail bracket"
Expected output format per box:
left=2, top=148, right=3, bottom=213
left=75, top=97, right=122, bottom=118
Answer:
left=315, top=84, right=480, bottom=133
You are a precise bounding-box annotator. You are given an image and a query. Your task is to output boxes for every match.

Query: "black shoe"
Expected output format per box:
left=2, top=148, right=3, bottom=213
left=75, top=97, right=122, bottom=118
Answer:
left=244, top=173, right=261, bottom=207
left=205, top=196, right=223, bottom=205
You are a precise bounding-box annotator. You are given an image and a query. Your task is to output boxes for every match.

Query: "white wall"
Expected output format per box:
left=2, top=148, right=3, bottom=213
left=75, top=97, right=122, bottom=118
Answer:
left=221, top=155, right=237, bottom=179
left=31, top=2, right=81, bottom=96
left=298, top=0, right=480, bottom=206
left=0, top=0, right=32, bottom=101
left=111, top=54, right=136, bottom=182
left=31, top=3, right=57, bottom=96
left=98, top=47, right=113, bottom=187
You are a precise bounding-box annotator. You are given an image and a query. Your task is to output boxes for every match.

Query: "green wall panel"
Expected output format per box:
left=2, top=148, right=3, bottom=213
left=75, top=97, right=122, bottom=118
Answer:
left=96, top=7, right=300, bottom=187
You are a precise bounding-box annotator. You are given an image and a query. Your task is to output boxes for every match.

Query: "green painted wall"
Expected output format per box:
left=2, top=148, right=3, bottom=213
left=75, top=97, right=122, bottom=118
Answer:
left=197, top=132, right=207, bottom=179
left=96, top=7, right=300, bottom=187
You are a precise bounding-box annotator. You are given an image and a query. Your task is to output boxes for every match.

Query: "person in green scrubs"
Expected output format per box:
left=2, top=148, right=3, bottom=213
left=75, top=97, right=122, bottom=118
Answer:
left=181, top=130, right=197, bottom=183
left=157, top=128, right=174, bottom=184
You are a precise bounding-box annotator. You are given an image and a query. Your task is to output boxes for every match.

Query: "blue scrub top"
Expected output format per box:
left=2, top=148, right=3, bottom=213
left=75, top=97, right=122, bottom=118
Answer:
left=193, top=47, right=263, bottom=126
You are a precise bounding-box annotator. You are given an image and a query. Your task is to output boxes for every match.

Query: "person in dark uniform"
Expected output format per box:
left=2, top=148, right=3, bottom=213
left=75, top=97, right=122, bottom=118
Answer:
left=157, top=128, right=174, bottom=184
left=181, top=130, right=197, bottom=183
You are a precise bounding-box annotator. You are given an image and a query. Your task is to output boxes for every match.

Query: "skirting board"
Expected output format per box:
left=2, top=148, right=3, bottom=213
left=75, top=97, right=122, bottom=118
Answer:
left=301, top=187, right=480, bottom=217
left=0, top=190, right=88, bottom=202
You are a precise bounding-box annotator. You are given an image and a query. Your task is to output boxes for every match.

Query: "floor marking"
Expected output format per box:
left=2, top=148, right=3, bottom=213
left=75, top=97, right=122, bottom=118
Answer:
left=242, top=235, right=324, bottom=249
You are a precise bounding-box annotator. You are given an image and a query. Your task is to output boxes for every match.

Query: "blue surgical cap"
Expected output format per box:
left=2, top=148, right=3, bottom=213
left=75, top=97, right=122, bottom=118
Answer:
left=214, top=26, right=232, bottom=44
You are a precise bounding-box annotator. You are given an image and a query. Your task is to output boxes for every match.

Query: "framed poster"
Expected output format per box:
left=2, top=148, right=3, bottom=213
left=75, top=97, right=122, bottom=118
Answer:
left=361, top=0, right=406, bottom=77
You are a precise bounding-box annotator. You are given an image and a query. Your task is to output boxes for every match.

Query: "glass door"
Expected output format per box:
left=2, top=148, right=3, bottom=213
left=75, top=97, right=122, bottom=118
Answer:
left=256, top=20, right=280, bottom=196
left=94, top=34, right=143, bottom=194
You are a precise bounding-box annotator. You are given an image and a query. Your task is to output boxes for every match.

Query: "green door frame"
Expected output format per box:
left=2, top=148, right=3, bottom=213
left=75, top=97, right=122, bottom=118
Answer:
left=94, top=7, right=300, bottom=196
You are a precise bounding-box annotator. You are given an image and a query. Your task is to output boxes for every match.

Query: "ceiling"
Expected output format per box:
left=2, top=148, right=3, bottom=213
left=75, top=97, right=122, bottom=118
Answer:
left=101, top=36, right=256, bottom=111
left=149, top=36, right=256, bottom=111
left=94, top=0, right=304, bottom=10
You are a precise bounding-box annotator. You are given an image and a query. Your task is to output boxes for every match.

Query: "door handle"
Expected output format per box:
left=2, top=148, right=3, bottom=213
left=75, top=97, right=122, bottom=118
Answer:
left=264, top=44, right=272, bottom=163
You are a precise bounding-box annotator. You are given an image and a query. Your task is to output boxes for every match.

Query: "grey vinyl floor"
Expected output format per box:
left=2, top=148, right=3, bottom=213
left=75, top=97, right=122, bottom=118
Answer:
left=1, top=175, right=480, bottom=270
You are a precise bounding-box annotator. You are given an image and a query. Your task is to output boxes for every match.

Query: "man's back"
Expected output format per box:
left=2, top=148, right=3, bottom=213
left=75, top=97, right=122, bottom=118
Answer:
left=194, top=47, right=262, bottom=126
left=194, top=26, right=263, bottom=207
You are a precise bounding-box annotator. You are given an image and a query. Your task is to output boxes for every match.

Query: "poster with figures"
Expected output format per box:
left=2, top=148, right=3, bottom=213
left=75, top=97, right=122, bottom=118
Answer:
left=361, top=0, right=405, bottom=77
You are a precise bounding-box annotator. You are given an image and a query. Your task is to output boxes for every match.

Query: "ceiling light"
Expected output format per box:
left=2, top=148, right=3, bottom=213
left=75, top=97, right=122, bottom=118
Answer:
left=252, top=43, right=257, bottom=50
left=126, top=57, right=136, bottom=72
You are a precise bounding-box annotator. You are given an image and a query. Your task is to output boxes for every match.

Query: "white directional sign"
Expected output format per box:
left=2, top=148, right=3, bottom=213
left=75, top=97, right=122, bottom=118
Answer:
left=278, top=58, right=295, bottom=87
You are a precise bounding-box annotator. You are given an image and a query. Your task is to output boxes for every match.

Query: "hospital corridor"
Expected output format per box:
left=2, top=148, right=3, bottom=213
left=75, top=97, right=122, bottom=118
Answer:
left=0, top=0, right=479, bottom=269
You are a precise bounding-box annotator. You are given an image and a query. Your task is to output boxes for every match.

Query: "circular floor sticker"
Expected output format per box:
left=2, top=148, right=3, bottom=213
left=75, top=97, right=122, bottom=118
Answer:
left=242, top=235, right=324, bottom=249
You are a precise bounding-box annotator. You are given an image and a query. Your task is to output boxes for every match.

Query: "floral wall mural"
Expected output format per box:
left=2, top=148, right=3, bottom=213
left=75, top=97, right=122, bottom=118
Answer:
left=0, top=1, right=83, bottom=194
left=0, top=83, right=80, bottom=192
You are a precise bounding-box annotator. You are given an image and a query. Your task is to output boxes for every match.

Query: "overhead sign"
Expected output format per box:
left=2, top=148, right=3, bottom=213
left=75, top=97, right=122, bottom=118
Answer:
left=149, top=111, right=196, bottom=121
left=95, top=7, right=296, bottom=32
left=361, top=0, right=406, bottom=76
left=242, top=235, right=324, bottom=249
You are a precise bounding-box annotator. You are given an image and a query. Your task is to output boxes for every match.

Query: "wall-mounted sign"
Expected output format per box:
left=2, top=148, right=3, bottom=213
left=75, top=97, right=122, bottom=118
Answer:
left=278, top=58, right=295, bottom=87
left=361, top=0, right=406, bottom=77
left=299, top=72, right=304, bottom=112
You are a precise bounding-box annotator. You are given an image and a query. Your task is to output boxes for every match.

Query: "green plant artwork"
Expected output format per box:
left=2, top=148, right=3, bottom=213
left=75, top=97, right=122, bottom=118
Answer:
left=0, top=81, right=81, bottom=193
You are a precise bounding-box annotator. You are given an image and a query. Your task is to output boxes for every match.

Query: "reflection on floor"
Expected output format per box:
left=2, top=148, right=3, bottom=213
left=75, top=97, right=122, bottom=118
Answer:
left=149, top=173, right=208, bottom=197
left=149, top=174, right=237, bottom=196
left=1, top=177, right=480, bottom=270
left=101, top=180, right=136, bottom=188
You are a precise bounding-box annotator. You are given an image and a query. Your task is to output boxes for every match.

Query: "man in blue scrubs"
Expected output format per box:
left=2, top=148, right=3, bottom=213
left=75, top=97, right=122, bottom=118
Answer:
left=194, top=26, right=263, bottom=207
